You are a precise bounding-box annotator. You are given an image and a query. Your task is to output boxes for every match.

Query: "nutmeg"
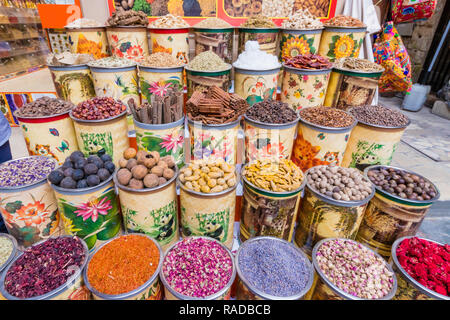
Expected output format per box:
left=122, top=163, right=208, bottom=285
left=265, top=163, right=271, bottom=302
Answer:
left=131, top=165, right=148, bottom=180
left=126, top=158, right=138, bottom=170
left=144, top=157, right=157, bottom=169
left=119, top=158, right=128, bottom=168
left=129, top=178, right=144, bottom=189
left=123, top=148, right=137, bottom=160
left=151, top=166, right=164, bottom=177
left=158, top=177, right=167, bottom=186
left=161, top=155, right=176, bottom=168
left=117, top=168, right=132, bottom=186
left=149, top=151, right=160, bottom=163
left=136, top=150, right=149, bottom=165
left=143, top=173, right=159, bottom=188
left=157, top=160, right=168, bottom=170
left=163, top=168, right=175, bottom=180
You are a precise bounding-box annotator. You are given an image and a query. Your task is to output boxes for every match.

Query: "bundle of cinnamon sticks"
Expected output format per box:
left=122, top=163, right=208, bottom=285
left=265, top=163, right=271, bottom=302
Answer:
left=128, top=88, right=184, bottom=124
left=186, top=86, right=248, bottom=124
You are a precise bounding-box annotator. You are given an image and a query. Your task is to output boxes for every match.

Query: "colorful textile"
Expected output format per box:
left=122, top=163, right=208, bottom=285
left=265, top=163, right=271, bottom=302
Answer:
left=373, top=22, right=412, bottom=93
left=392, top=0, right=437, bottom=24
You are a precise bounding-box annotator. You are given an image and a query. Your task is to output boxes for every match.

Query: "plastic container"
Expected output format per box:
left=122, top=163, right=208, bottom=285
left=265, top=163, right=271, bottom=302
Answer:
left=235, top=236, right=314, bottom=300
left=401, top=84, right=430, bottom=112
left=70, top=110, right=130, bottom=167
left=294, top=167, right=375, bottom=257
left=193, top=27, right=234, bottom=64
left=138, top=65, right=184, bottom=103
left=279, top=28, right=323, bottom=60
left=243, top=113, right=299, bottom=163
left=188, top=117, right=239, bottom=165
left=149, top=27, right=190, bottom=64
left=0, top=233, right=17, bottom=274
left=341, top=111, right=410, bottom=171
left=48, top=64, right=96, bottom=105
left=324, top=66, right=384, bottom=110
left=291, top=111, right=356, bottom=172
left=311, top=238, right=397, bottom=300
left=14, top=110, right=79, bottom=165
left=0, top=156, right=62, bottom=249
left=106, top=26, right=149, bottom=61
left=185, top=65, right=232, bottom=99
left=0, top=235, right=90, bottom=300
left=281, top=65, right=331, bottom=112
left=114, top=168, right=179, bottom=252
left=160, top=236, right=236, bottom=300
left=179, top=170, right=237, bottom=249
left=238, top=27, right=279, bottom=56
left=83, top=234, right=163, bottom=300
left=234, top=66, right=280, bottom=106
left=240, top=166, right=306, bottom=243
left=134, top=116, right=185, bottom=169
left=317, top=26, right=367, bottom=62
left=50, top=175, right=121, bottom=251
left=89, top=63, right=139, bottom=107
left=390, top=236, right=448, bottom=300
left=356, top=166, right=440, bottom=259
left=65, top=27, right=109, bottom=59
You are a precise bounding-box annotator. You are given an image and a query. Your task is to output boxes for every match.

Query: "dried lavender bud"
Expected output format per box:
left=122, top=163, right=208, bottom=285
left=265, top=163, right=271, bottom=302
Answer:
left=0, top=157, right=56, bottom=188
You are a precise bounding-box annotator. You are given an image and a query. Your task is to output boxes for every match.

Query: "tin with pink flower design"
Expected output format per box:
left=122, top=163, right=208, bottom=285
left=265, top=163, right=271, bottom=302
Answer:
left=138, top=65, right=184, bottom=103
left=281, top=65, right=331, bottom=112
left=50, top=175, right=121, bottom=251
left=106, top=26, right=149, bottom=61
left=135, top=116, right=185, bottom=169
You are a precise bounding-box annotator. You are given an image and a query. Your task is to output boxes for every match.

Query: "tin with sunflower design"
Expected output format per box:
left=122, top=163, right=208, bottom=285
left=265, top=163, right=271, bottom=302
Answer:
left=149, top=27, right=190, bottom=65
left=234, top=66, right=280, bottom=106
left=106, top=26, right=149, bottom=61
left=66, top=27, right=110, bottom=59
left=318, top=26, right=367, bottom=62
left=281, top=65, right=331, bottom=111
left=280, top=28, right=323, bottom=61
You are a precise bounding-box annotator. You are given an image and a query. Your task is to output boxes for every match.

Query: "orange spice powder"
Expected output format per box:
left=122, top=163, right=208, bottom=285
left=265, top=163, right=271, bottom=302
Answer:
left=87, top=235, right=160, bottom=295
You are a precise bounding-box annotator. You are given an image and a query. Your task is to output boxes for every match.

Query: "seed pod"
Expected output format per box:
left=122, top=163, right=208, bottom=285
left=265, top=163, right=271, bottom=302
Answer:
left=210, top=185, right=224, bottom=193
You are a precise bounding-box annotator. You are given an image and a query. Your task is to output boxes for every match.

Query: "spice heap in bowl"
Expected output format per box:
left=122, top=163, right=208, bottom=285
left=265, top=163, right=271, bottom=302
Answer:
left=334, top=57, right=384, bottom=73
left=85, top=234, right=162, bottom=299
left=237, top=237, right=313, bottom=299
left=138, top=52, right=184, bottom=68
left=15, top=96, right=74, bottom=118
left=1, top=236, right=87, bottom=299
left=186, top=85, right=248, bottom=124
left=48, top=150, right=115, bottom=189
left=243, top=159, right=304, bottom=192
left=194, top=17, right=232, bottom=28
left=0, top=235, right=14, bottom=270
left=395, top=237, right=449, bottom=297
left=0, top=156, right=56, bottom=188
left=281, top=9, right=323, bottom=29
left=71, top=97, right=127, bottom=121
left=324, top=15, right=365, bottom=27
left=240, top=15, right=276, bottom=28
left=116, top=148, right=176, bottom=190
left=300, top=106, right=355, bottom=128
left=179, top=159, right=236, bottom=194
left=233, top=41, right=280, bottom=71
left=65, top=18, right=103, bottom=28
left=148, top=14, right=189, bottom=28
left=284, top=53, right=332, bottom=69
left=46, top=52, right=94, bottom=66
left=313, top=238, right=395, bottom=299
left=161, top=237, right=234, bottom=299
left=106, top=9, right=148, bottom=26
left=187, top=51, right=230, bottom=72
left=246, top=100, right=298, bottom=124
left=88, top=56, right=136, bottom=68
left=349, top=105, right=410, bottom=128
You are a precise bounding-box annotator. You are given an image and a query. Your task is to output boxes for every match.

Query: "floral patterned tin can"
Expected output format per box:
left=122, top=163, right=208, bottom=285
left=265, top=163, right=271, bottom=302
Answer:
left=291, top=112, right=356, bottom=172
left=149, top=27, right=190, bottom=64
left=235, top=236, right=314, bottom=300
left=390, top=236, right=448, bottom=300
left=65, top=27, right=109, bottom=59
left=244, top=113, right=299, bottom=163
left=188, top=117, right=239, bottom=165
left=185, top=65, right=232, bottom=99
left=317, top=26, right=367, bottom=62
left=356, top=166, right=440, bottom=259
left=50, top=175, right=121, bottom=251
left=106, top=26, right=149, bottom=61
left=281, top=65, right=331, bottom=112
left=341, top=115, right=410, bottom=171
left=324, top=67, right=384, bottom=110
left=294, top=175, right=375, bottom=258
left=0, top=157, right=62, bottom=249
left=234, top=66, right=280, bottom=106
left=160, top=236, right=236, bottom=300
left=89, top=64, right=140, bottom=107
left=179, top=172, right=237, bottom=249
left=280, top=28, right=323, bottom=61
left=114, top=170, right=179, bottom=252
left=48, top=64, right=96, bottom=105
left=83, top=234, right=163, bottom=300
left=310, top=238, right=397, bottom=300
left=138, top=65, right=184, bottom=103
left=240, top=169, right=306, bottom=243
left=70, top=110, right=130, bottom=167
left=134, top=117, right=185, bottom=169
left=193, top=28, right=234, bottom=64
left=0, top=235, right=92, bottom=300
left=14, top=110, right=79, bottom=165
left=238, top=28, right=279, bottom=56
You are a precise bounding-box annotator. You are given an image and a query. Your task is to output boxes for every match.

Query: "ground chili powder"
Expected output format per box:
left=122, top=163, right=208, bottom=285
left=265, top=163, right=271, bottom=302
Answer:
left=396, top=237, right=449, bottom=297
left=87, top=235, right=159, bottom=295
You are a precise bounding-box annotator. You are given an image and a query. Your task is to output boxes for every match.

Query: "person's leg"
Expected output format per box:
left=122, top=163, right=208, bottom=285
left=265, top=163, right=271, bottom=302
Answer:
left=0, top=140, right=12, bottom=164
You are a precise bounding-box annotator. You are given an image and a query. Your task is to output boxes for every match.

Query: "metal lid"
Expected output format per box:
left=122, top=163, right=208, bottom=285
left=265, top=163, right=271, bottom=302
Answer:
left=233, top=65, right=281, bottom=73
left=133, top=115, right=184, bottom=130
left=282, top=63, right=332, bottom=74
left=0, top=233, right=17, bottom=274
left=187, top=116, right=240, bottom=129
left=312, top=237, right=398, bottom=300
left=235, top=236, right=314, bottom=300
left=82, top=234, right=163, bottom=300
left=280, top=27, right=324, bottom=32
left=47, top=63, right=90, bottom=69
left=184, top=63, right=232, bottom=73
left=159, top=236, right=236, bottom=300
left=391, top=236, right=449, bottom=300
left=0, top=235, right=89, bottom=300
left=137, top=64, right=185, bottom=71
